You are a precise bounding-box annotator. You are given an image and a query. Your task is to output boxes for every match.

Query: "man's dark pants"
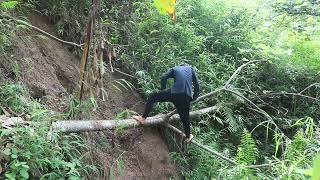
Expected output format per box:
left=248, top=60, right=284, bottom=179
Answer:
left=142, top=89, right=191, bottom=138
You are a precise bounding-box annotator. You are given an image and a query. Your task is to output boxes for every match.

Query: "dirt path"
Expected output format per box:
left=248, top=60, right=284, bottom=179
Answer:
left=0, top=13, right=179, bottom=179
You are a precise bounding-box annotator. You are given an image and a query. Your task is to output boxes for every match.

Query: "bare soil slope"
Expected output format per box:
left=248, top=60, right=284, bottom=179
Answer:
left=0, top=13, right=179, bottom=179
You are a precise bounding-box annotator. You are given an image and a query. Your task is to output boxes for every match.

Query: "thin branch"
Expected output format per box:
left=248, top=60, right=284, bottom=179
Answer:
left=105, top=39, right=129, bottom=47
left=259, top=92, right=320, bottom=102
left=114, top=68, right=137, bottom=79
left=164, top=123, right=237, bottom=165
left=223, top=88, right=272, bottom=120
left=166, top=60, right=267, bottom=118
left=165, top=123, right=282, bottom=169
left=299, top=83, right=320, bottom=94
left=223, top=88, right=289, bottom=140
left=247, top=161, right=282, bottom=168
left=1, top=14, right=82, bottom=48
left=234, top=87, right=288, bottom=116
left=224, top=60, right=264, bottom=88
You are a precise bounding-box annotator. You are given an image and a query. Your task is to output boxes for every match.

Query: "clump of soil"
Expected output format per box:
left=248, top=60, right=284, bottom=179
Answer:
left=0, top=13, right=180, bottom=179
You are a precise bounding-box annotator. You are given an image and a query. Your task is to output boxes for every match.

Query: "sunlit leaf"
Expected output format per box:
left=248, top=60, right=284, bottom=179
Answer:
left=154, top=0, right=177, bottom=21
left=0, top=1, right=18, bottom=9
left=312, top=154, right=320, bottom=180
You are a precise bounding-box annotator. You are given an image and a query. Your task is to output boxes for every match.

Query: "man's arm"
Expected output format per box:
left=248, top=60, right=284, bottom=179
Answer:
left=161, top=68, right=174, bottom=90
left=192, top=68, right=200, bottom=100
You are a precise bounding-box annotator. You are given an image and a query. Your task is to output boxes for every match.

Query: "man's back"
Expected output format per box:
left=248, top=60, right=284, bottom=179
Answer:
left=134, top=64, right=199, bottom=142
left=161, top=64, right=199, bottom=100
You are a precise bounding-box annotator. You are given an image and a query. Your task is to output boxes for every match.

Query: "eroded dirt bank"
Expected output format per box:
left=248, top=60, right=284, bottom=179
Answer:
left=0, top=13, right=179, bottom=179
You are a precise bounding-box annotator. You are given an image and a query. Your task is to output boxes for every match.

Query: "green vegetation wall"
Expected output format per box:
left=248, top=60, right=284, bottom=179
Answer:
left=11, top=0, right=320, bottom=179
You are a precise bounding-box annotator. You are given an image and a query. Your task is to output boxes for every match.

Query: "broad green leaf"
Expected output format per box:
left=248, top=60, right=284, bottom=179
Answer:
left=0, top=1, right=18, bottom=9
left=20, top=169, right=29, bottom=179
left=11, top=154, right=18, bottom=158
left=153, top=0, right=176, bottom=21
left=5, top=172, right=16, bottom=179
left=3, top=148, right=11, bottom=156
left=312, top=154, right=320, bottom=180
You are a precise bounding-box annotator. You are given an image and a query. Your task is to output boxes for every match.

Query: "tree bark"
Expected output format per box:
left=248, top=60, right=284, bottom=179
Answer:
left=52, top=106, right=218, bottom=133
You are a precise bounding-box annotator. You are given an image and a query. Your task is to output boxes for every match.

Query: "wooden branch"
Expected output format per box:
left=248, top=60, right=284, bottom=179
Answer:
left=165, top=123, right=281, bottom=168
left=299, top=83, right=320, bottom=94
left=224, top=60, right=263, bottom=88
left=246, top=161, right=282, bottom=169
left=1, top=14, right=82, bottom=48
left=259, top=92, right=320, bottom=102
left=52, top=106, right=218, bottom=132
left=166, top=60, right=267, bottom=118
left=105, top=39, right=129, bottom=47
left=223, top=88, right=273, bottom=120
left=224, top=88, right=290, bottom=141
left=114, top=68, right=137, bottom=79
left=164, top=123, right=237, bottom=165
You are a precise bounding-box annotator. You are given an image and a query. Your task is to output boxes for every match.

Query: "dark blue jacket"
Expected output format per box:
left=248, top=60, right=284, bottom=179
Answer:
left=161, top=64, right=200, bottom=100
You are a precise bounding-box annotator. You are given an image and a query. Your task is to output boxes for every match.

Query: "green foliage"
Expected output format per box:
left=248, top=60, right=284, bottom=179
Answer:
left=115, top=109, right=136, bottom=133
left=311, top=154, right=320, bottom=180
left=119, top=0, right=251, bottom=99
left=290, top=37, right=320, bottom=71
left=0, top=83, right=96, bottom=179
left=0, top=18, right=15, bottom=54
left=67, top=95, right=97, bottom=119
left=13, top=0, right=320, bottom=179
left=0, top=83, right=28, bottom=113
left=108, top=152, right=124, bottom=180
left=153, top=0, right=176, bottom=15
left=236, top=130, right=258, bottom=165
left=219, top=106, right=245, bottom=135
left=269, top=125, right=320, bottom=179
left=0, top=1, right=18, bottom=10
left=170, top=146, right=223, bottom=178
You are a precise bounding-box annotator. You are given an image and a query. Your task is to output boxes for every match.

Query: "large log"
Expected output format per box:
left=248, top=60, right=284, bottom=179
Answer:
left=53, top=106, right=218, bottom=132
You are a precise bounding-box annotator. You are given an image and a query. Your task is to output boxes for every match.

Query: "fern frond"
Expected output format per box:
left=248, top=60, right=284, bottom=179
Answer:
left=220, top=106, right=244, bottom=133
left=236, top=129, right=258, bottom=165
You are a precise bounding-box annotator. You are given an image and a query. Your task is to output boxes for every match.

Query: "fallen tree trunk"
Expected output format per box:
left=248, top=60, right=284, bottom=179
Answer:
left=53, top=106, right=218, bottom=132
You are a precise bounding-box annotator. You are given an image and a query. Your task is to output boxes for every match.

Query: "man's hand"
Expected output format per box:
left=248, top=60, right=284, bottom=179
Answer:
left=133, top=115, right=145, bottom=125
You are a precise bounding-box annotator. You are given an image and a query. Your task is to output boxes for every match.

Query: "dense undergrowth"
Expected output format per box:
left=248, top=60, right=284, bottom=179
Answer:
left=1, top=0, right=320, bottom=179
left=1, top=4, right=98, bottom=177
left=0, top=83, right=97, bottom=179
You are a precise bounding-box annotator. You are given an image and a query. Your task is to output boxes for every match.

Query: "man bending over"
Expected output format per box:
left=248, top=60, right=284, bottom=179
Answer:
left=133, top=64, right=200, bottom=143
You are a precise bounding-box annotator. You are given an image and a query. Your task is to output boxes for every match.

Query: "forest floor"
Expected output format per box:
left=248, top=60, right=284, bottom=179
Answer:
left=0, top=13, right=179, bottom=179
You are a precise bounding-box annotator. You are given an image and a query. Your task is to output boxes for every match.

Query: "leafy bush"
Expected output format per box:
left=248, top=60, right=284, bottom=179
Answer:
left=0, top=83, right=96, bottom=179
